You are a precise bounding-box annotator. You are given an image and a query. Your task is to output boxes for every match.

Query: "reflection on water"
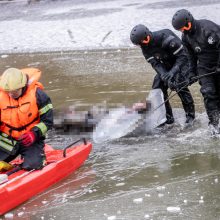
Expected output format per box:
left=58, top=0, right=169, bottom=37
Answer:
left=1, top=49, right=220, bottom=220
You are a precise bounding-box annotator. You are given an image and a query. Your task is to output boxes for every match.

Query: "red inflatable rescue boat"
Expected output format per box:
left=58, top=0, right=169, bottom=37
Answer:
left=0, top=138, right=92, bottom=215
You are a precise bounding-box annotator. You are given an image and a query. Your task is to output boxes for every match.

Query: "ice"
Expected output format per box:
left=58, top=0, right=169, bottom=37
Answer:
left=107, top=216, right=116, bottom=220
left=156, top=186, right=166, bottom=191
left=93, top=107, right=142, bottom=143
left=199, top=200, right=204, bottom=204
left=110, top=176, right=117, bottom=180
left=1, top=54, right=8, bottom=58
left=133, top=198, right=143, bottom=204
left=17, top=212, right=24, bottom=217
left=144, top=214, right=150, bottom=219
left=158, top=193, right=164, bottom=198
left=116, top=182, right=125, bottom=186
left=4, top=213, right=14, bottom=219
left=167, top=206, right=181, bottom=213
left=145, top=194, right=151, bottom=197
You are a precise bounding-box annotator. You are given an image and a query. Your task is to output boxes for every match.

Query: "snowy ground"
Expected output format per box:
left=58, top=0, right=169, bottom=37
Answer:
left=0, top=0, right=220, bottom=53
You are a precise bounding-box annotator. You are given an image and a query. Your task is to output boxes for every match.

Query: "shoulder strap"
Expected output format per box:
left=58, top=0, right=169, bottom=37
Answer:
left=21, top=68, right=42, bottom=82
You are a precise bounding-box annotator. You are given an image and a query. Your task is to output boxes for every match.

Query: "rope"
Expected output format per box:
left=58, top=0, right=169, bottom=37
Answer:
left=152, top=70, right=217, bottom=113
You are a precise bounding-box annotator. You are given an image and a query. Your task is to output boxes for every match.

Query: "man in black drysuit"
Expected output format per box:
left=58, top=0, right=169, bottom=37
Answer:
left=130, top=24, right=195, bottom=127
left=172, top=9, right=220, bottom=135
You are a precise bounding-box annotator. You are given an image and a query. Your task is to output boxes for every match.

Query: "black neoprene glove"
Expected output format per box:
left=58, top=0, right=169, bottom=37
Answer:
left=162, top=66, right=180, bottom=82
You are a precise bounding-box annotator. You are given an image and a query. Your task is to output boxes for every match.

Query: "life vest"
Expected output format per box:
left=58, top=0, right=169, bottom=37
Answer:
left=0, top=68, right=43, bottom=154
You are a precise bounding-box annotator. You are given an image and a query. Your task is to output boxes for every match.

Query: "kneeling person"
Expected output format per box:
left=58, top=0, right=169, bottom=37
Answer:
left=0, top=68, right=53, bottom=170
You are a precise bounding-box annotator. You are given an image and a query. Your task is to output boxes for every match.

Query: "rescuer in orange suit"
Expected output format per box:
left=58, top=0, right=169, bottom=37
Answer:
left=0, top=68, right=53, bottom=170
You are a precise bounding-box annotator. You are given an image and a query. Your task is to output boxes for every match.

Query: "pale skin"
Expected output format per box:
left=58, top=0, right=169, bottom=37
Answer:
left=132, top=100, right=151, bottom=112
left=7, top=88, right=23, bottom=99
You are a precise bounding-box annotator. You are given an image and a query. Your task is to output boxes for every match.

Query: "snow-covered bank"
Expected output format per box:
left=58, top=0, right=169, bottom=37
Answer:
left=0, top=0, right=220, bottom=53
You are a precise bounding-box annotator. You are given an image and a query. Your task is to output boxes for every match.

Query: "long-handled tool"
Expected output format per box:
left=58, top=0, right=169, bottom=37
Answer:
left=151, top=70, right=217, bottom=114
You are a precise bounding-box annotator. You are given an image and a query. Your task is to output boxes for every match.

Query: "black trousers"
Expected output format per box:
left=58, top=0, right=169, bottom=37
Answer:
left=0, top=140, right=45, bottom=170
left=198, top=68, right=220, bottom=125
left=152, top=73, right=195, bottom=123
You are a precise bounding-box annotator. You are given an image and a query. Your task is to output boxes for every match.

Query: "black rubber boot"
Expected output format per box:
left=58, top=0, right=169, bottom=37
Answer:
left=208, top=110, right=220, bottom=135
left=184, top=104, right=195, bottom=127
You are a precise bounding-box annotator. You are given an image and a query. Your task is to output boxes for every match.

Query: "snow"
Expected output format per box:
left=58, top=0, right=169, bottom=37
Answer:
left=0, top=0, right=220, bottom=53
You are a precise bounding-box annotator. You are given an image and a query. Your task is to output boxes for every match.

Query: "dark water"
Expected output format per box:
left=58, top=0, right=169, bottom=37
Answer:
left=1, top=49, right=220, bottom=220
left=0, top=49, right=204, bottom=111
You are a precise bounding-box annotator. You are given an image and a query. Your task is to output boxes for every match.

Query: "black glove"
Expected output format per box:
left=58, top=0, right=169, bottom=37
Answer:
left=162, top=66, right=180, bottom=82
left=168, top=80, right=178, bottom=91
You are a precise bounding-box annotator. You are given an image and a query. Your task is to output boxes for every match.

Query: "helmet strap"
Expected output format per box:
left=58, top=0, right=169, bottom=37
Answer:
left=180, top=22, right=192, bottom=32
left=21, top=75, right=29, bottom=96
left=142, top=35, right=151, bottom=45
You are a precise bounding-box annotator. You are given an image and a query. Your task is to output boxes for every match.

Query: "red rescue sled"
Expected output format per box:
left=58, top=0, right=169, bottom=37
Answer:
left=0, top=138, right=92, bottom=215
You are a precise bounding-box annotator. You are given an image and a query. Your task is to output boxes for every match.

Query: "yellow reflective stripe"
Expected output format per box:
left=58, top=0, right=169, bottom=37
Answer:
left=1, top=133, right=8, bottom=138
left=35, top=122, right=48, bottom=136
left=0, top=134, right=16, bottom=145
left=0, top=140, right=14, bottom=152
left=39, top=104, right=53, bottom=115
left=0, top=133, right=16, bottom=152
left=0, top=161, right=13, bottom=171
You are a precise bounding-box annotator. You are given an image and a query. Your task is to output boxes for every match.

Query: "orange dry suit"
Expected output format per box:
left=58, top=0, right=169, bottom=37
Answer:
left=0, top=68, right=51, bottom=154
